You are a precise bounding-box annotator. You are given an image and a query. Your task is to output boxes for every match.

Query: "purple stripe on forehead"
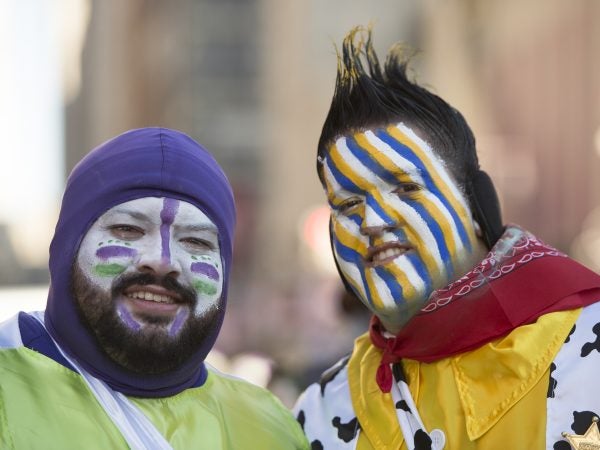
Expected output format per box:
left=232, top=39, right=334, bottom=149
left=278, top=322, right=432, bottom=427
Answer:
left=96, top=246, right=137, bottom=260
left=191, top=262, right=220, bottom=281
left=160, top=198, right=180, bottom=262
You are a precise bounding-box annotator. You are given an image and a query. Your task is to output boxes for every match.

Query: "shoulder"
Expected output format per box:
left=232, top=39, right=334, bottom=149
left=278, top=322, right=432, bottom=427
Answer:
left=294, top=355, right=360, bottom=449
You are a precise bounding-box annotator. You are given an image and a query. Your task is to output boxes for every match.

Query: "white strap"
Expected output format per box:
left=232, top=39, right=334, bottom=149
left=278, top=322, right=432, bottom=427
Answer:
left=32, top=312, right=173, bottom=450
left=390, top=363, right=445, bottom=450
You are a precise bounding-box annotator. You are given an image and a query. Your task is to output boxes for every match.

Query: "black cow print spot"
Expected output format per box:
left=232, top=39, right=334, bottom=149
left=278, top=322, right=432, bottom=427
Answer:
left=319, top=355, right=350, bottom=395
left=413, top=429, right=432, bottom=450
left=547, top=362, right=557, bottom=398
left=332, top=416, right=360, bottom=443
left=553, top=441, right=571, bottom=450
left=297, top=410, right=306, bottom=430
left=310, top=440, right=324, bottom=450
left=581, top=323, right=600, bottom=357
left=396, top=400, right=411, bottom=413
left=571, top=410, right=600, bottom=434
left=565, top=324, right=576, bottom=343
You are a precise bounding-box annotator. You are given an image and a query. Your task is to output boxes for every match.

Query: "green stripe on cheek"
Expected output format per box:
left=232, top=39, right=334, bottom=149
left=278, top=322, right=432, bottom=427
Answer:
left=94, top=263, right=127, bottom=277
left=193, top=280, right=218, bottom=296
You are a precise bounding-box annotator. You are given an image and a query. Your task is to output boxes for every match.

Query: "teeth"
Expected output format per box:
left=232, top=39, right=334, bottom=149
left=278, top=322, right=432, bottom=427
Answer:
left=127, top=291, right=173, bottom=303
left=373, top=247, right=406, bottom=262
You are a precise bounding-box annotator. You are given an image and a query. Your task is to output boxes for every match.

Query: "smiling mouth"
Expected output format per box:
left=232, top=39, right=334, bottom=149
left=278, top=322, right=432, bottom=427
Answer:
left=126, top=290, right=175, bottom=303
left=121, top=285, right=184, bottom=316
left=365, top=243, right=412, bottom=267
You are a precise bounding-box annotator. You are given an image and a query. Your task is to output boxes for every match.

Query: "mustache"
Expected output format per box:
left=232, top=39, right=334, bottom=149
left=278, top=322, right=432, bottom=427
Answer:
left=111, top=272, right=197, bottom=306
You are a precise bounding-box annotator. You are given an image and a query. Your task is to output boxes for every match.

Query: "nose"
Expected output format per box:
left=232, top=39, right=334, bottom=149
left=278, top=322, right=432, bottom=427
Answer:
left=135, top=237, right=182, bottom=278
left=360, top=199, right=395, bottom=237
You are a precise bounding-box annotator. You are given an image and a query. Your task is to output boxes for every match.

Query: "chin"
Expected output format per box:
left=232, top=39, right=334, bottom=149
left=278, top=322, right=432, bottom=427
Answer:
left=71, top=264, right=221, bottom=374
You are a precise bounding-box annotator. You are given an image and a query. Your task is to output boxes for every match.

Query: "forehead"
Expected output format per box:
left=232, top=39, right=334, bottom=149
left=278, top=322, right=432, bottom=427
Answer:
left=322, top=123, right=454, bottom=190
left=97, top=197, right=216, bottom=229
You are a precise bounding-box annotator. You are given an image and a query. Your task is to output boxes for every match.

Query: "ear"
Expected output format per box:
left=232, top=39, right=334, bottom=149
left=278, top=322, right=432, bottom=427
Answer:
left=469, top=170, right=504, bottom=249
left=473, top=220, right=483, bottom=238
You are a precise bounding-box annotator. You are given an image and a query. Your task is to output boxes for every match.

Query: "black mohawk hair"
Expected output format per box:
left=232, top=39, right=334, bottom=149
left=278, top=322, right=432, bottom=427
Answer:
left=317, top=26, right=480, bottom=190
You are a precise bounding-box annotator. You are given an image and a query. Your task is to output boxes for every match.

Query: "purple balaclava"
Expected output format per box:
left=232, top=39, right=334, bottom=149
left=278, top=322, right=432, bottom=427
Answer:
left=45, top=127, right=236, bottom=397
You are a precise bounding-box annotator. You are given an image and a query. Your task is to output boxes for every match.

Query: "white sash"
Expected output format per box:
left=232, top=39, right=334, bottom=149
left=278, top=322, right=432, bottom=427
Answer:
left=31, top=311, right=173, bottom=450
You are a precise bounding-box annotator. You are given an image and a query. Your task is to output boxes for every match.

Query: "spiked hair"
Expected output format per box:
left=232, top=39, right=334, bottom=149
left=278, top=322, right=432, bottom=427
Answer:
left=318, top=27, right=503, bottom=248
left=317, top=27, right=479, bottom=188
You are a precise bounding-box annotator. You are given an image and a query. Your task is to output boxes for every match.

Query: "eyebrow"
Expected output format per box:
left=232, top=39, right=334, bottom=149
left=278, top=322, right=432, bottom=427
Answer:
left=108, top=209, right=153, bottom=222
left=177, top=224, right=218, bottom=233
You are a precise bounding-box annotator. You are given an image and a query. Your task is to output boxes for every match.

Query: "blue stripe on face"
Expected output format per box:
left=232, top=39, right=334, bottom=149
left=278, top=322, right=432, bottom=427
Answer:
left=406, top=252, right=432, bottom=294
left=364, top=195, right=396, bottom=227
left=403, top=198, right=453, bottom=276
left=333, top=238, right=374, bottom=307
left=374, top=265, right=405, bottom=307
left=326, top=156, right=362, bottom=195
left=346, top=212, right=362, bottom=227
left=345, top=136, right=400, bottom=185
left=374, top=129, right=472, bottom=252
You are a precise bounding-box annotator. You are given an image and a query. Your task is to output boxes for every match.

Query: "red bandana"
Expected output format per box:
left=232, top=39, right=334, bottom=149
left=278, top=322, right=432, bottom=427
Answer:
left=369, top=227, right=600, bottom=393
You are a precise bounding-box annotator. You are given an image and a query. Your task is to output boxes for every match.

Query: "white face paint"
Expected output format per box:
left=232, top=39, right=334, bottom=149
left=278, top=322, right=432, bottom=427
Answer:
left=76, top=197, right=223, bottom=334
left=323, top=123, right=487, bottom=333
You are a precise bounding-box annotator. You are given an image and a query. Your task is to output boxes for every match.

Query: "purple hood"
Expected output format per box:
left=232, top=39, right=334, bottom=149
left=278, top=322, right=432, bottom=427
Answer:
left=45, top=127, right=236, bottom=397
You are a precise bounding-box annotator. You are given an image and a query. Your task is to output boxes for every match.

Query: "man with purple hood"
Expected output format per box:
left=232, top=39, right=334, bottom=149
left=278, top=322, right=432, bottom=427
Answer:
left=0, top=128, right=309, bottom=449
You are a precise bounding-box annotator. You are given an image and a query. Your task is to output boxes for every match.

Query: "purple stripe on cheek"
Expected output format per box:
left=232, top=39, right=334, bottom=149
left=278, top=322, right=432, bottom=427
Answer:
left=191, top=262, right=220, bottom=281
left=160, top=198, right=180, bottom=263
left=169, top=308, right=189, bottom=336
left=117, top=304, right=141, bottom=331
left=95, top=246, right=137, bottom=260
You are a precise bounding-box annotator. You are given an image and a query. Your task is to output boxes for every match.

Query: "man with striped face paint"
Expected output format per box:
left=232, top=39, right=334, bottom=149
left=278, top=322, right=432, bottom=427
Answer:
left=0, top=128, right=309, bottom=449
left=295, top=28, right=600, bottom=450
left=324, top=123, right=487, bottom=333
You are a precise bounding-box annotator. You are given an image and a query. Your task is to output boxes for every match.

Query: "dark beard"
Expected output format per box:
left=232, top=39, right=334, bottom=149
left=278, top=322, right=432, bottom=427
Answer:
left=71, top=265, right=221, bottom=375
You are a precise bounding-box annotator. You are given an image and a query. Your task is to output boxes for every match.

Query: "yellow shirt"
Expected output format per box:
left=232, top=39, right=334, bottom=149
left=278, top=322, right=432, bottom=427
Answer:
left=349, top=309, right=581, bottom=450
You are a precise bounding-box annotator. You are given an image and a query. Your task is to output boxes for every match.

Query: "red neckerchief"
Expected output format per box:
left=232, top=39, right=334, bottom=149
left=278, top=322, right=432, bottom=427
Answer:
left=370, top=226, right=600, bottom=392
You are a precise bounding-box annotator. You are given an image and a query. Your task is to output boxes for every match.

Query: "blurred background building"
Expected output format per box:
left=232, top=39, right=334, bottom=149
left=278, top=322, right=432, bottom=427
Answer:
left=1, top=0, right=599, bottom=405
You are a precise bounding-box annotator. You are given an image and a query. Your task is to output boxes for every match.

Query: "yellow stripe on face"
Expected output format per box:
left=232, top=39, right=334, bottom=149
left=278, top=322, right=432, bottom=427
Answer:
left=355, top=131, right=464, bottom=262
left=384, top=261, right=417, bottom=301
left=364, top=264, right=388, bottom=310
left=386, top=125, right=478, bottom=247
left=332, top=214, right=367, bottom=258
left=331, top=218, right=370, bottom=303
left=328, top=139, right=443, bottom=279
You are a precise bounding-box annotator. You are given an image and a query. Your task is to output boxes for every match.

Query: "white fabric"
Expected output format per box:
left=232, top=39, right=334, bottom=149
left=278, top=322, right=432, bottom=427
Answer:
left=31, top=311, right=173, bottom=450
left=390, top=370, right=445, bottom=449
left=546, top=301, right=600, bottom=448
left=0, top=313, right=23, bottom=348
left=293, top=360, right=359, bottom=449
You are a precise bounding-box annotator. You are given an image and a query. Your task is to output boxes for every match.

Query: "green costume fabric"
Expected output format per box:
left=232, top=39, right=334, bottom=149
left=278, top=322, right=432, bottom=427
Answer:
left=0, top=343, right=308, bottom=449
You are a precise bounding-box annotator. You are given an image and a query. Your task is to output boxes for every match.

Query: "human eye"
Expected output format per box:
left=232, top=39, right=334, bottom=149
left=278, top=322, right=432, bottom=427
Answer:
left=393, top=183, right=422, bottom=196
left=180, top=237, right=217, bottom=252
left=336, top=197, right=362, bottom=215
left=107, top=224, right=144, bottom=240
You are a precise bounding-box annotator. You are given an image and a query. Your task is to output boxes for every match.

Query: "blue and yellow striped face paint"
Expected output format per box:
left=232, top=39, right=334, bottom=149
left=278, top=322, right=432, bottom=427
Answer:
left=323, top=123, right=486, bottom=332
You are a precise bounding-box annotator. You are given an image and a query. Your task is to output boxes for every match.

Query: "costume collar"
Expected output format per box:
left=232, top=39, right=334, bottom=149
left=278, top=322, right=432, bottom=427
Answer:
left=370, top=225, right=600, bottom=392
left=350, top=308, right=581, bottom=447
